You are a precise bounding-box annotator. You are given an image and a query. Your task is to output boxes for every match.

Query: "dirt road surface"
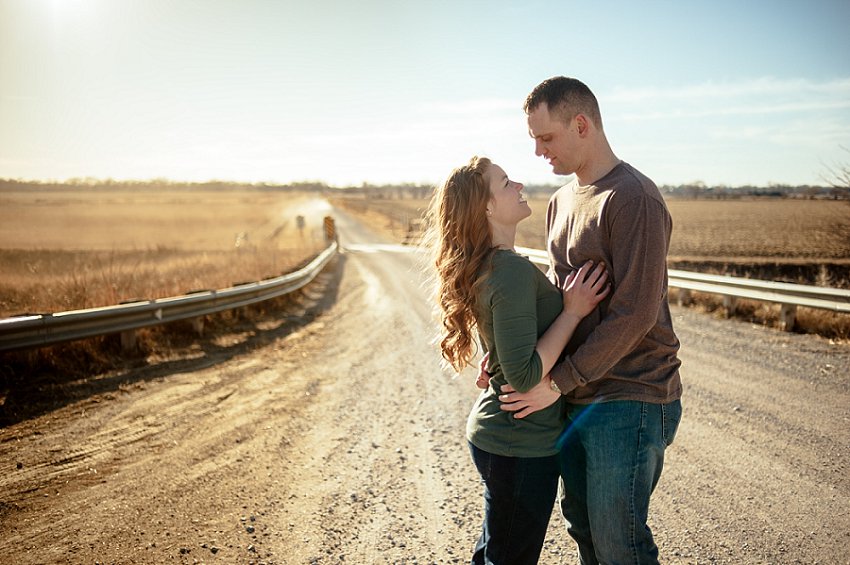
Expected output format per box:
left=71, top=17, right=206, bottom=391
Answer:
left=2, top=207, right=849, bottom=564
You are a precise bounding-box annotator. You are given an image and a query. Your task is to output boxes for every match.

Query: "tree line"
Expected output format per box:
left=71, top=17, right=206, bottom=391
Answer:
left=1, top=177, right=847, bottom=200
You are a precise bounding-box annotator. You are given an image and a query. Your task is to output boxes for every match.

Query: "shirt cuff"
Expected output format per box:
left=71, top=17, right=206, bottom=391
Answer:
left=550, top=356, right=589, bottom=394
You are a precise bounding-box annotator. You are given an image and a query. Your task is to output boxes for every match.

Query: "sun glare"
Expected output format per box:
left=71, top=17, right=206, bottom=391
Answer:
left=45, top=0, right=101, bottom=29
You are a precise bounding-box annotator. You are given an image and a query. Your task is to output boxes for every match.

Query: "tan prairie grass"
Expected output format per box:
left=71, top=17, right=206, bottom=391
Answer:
left=664, top=199, right=850, bottom=261
left=332, top=194, right=850, bottom=339
left=0, top=189, right=330, bottom=318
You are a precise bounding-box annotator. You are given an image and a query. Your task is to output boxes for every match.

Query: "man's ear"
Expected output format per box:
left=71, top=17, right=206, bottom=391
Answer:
left=575, top=114, right=591, bottom=137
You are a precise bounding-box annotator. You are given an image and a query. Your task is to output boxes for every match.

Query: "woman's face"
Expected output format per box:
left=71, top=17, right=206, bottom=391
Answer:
left=486, top=163, right=531, bottom=226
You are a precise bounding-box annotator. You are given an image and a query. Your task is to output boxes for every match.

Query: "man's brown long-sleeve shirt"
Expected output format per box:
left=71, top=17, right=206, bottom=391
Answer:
left=547, top=162, right=683, bottom=404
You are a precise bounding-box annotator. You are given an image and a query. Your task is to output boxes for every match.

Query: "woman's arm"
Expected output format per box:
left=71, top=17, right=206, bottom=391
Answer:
left=490, top=259, right=608, bottom=393
left=498, top=261, right=608, bottom=418
left=534, top=260, right=609, bottom=376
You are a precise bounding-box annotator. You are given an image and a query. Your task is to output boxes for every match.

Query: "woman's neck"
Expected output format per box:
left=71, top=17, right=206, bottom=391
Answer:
left=490, top=224, right=517, bottom=250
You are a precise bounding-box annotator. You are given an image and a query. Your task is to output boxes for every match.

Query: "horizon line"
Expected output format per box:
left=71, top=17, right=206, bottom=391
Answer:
left=0, top=175, right=837, bottom=190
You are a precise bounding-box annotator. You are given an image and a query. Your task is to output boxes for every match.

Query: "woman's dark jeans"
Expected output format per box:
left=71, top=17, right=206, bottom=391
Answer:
left=468, top=442, right=561, bottom=564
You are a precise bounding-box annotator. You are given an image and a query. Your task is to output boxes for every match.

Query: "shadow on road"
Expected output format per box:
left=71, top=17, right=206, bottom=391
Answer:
left=0, top=256, right=346, bottom=428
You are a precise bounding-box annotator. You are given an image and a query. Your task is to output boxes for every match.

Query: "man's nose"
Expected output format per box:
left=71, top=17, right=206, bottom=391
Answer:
left=534, top=139, right=544, bottom=157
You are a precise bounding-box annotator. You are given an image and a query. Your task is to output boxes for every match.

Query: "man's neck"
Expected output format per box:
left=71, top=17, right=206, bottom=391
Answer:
left=575, top=142, right=620, bottom=187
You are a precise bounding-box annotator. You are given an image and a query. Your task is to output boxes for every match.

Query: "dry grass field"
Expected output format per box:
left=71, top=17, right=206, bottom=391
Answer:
left=0, top=189, right=330, bottom=318
left=664, top=199, right=850, bottom=262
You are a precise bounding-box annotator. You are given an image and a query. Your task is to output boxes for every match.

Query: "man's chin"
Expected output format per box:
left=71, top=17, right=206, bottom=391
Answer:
left=551, top=165, right=566, bottom=175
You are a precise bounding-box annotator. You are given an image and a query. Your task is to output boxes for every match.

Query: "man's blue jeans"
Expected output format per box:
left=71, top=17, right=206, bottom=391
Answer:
left=559, top=400, right=682, bottom=565
left=469, top=442, right=561, bottom=564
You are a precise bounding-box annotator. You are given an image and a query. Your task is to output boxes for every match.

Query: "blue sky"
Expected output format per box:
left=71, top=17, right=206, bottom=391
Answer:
left=1, top=0, right=849, bottom=187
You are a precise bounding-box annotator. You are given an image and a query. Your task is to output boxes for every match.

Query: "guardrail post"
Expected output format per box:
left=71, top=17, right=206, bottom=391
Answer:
left=723, top=296, right=737, bottom=317
left=191, top=316, right=205, bottom=336
left=676, top=289, right=692, bottom=307
left=780, top=304, right=797, bottom=332
left=121, top=329, right=137, bottom=352
left=403, top=219, right=424, bottom=246
left=323, top=216, right=336, bottom=243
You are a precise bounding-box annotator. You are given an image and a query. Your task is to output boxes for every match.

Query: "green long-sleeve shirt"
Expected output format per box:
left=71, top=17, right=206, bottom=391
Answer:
left=466, top=249, right=565, bottom=458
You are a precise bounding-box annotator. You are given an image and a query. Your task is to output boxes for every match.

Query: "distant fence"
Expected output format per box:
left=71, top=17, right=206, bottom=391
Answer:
left=517, top=246, right=850, bottom=331
left=0, top=241, right=338, bottom=353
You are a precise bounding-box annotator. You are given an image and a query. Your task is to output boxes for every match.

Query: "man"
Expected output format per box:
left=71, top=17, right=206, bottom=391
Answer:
left=498, top=76, right=683, bottom=564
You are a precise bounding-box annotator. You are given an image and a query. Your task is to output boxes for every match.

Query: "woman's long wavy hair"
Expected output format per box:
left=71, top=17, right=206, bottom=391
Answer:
left=425, top=156, right=495, bottom=373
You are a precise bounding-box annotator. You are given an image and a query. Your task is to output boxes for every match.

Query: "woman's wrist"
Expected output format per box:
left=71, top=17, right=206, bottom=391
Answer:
left=560, top=311, right=582, bottom=325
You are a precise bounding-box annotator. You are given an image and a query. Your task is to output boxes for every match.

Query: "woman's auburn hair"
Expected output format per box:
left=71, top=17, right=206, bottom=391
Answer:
left=425, top=156, right=495, bottom=373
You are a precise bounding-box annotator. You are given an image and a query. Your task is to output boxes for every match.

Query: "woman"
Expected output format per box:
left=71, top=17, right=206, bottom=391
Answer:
left=427, top=156, right=609, bottom=564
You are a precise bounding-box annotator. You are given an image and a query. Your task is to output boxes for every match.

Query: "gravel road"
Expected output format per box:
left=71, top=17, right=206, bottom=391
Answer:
left=1, top=207, right=848, bottom=564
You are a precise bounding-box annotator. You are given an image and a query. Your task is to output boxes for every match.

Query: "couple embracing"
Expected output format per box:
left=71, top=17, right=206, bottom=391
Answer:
left=428, top=77, right=683, bottom=564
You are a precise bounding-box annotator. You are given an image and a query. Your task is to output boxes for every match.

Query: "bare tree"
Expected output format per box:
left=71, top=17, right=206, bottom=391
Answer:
left=821, top=145, right=850, bottom=190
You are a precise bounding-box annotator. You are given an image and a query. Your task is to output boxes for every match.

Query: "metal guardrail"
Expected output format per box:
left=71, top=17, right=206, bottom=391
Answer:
left=3, top=240, right=845, bottom=350
left=0, top=241, right=338, bottom=352
left=516, top=246, right=850, bottom=330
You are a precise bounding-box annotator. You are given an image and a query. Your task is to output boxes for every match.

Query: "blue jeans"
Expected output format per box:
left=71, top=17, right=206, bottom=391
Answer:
left=559, top=400, right=682, bottom=565
left=468, top=442, right=561, bottom=565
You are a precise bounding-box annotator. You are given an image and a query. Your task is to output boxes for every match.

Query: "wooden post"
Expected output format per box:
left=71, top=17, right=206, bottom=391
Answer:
left=723, top=295, right=737, bottom=317
left=191, top=317, right=205, bottom=336
left=403, top=219, right=424, bottom=246
left=676, top=288, right=691, bottom=307
left=780, top=304, right=797, bottom=332
left=323, top=216, right=336, bottom=243
left=120, top=329, right=136, bottom=352
left=117, top=298, right=145, bottom=353
left=296, top=215, right=305, bottom=239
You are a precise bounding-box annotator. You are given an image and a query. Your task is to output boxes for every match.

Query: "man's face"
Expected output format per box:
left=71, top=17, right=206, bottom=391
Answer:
left=527, top=103, right=579, bottom=176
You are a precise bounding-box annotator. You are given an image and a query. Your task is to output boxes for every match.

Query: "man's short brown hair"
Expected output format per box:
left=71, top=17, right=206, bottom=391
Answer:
left=524, top=76, right=603, bottom=129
